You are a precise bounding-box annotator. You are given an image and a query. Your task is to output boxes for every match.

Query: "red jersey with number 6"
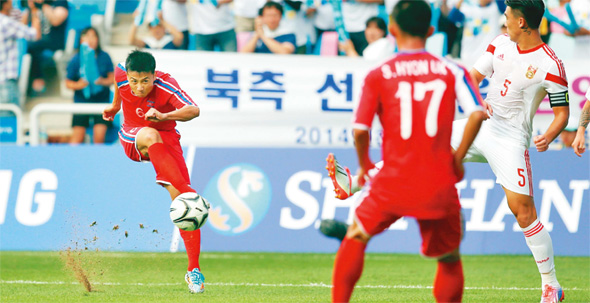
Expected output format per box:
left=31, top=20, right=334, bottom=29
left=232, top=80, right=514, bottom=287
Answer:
left=354, top=50, right=482, bottom=193
left=114, top=62, right=197, bottom=131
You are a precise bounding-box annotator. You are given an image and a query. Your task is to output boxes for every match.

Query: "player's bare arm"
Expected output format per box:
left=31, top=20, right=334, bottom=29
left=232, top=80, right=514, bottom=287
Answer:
left=454, top=110, right=486, bottom=180
left=353, top=129, right=374, bottom=186
left=573, top=100, right=590, bottom=157
left=533, top=106, right=569, bottom=152
left=469, top=68, right=493, bottom=118
left=103, top=78, right=122, bottom=121
left=145, top=105, right=200, bottom=122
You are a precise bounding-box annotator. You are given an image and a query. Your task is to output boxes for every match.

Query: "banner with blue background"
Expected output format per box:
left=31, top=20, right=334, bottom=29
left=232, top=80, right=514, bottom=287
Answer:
left=0, top=146, right=588, bottom=255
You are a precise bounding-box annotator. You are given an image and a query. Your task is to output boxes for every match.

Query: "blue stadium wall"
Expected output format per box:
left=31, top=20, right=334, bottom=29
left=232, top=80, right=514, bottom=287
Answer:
left=0, top=146, right=588, bottom=256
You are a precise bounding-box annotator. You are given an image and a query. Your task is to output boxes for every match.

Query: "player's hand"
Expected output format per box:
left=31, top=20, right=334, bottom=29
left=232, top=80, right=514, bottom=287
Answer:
left=145, top=108, right=167, bottom=122
left=453, top=153, right=465, bottom=181
left=533, top=135, right=549, bottom=152
left=480, top=99, right=493, bottom=119
left=102, top=104, right=120, bottom=121
left=572, top=129, right=586, bottom=157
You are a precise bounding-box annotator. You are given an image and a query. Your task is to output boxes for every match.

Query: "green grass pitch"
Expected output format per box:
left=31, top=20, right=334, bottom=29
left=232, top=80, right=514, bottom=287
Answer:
left=1, top=251, right=588, bottom=302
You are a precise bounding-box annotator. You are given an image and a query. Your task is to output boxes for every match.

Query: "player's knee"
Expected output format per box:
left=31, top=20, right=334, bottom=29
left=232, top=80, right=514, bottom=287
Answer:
left=138, top=128, right=162, bottom=146
left=345, top=222, right=370, bottom=244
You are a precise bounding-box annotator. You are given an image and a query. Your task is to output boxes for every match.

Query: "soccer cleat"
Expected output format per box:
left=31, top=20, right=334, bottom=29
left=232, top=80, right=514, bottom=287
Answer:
left=185, top=268, right=205, bottom=293
left=540, top=284, right=564, bottom=303
left=326, top=153, right=353, bottom=200
left=319, top=219, right=349, bottom=241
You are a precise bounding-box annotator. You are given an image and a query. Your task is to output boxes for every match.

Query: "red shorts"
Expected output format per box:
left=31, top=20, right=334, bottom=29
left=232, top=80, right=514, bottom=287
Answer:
left=118, top=125, right=190, bottom=185
left=355, top=183, right=462, bottom=258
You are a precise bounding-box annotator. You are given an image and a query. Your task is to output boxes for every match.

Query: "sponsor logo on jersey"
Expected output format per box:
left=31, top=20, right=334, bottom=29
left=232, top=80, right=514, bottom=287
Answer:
left=526, top=65, right=538, bottom=79
left=203, top=163, right=272, bottom=236
left=497, top=54, right=504, bottom=61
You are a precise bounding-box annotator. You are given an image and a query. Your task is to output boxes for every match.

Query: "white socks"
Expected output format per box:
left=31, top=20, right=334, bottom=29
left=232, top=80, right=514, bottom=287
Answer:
left=522, top=219, right=560, bottom=288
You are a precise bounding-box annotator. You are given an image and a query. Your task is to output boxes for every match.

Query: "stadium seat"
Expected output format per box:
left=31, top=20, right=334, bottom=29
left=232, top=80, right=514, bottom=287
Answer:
left=319, top=31, right=338, bottom=57
left=237, top=31, right=253, bottom=52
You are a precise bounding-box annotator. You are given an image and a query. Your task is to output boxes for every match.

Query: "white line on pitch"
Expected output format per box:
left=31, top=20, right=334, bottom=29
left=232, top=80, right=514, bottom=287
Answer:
left=0, top=280, right=587, bottom=291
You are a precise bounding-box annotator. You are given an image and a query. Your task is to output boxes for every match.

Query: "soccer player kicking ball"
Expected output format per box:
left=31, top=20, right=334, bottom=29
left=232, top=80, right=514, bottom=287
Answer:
left=572, top=88, right=590, bottom=157
left=331, top=1, right=486, bottom=302
left=328, top=1, right=570, bottom=302
left=103, top=50, right=206, bottom=294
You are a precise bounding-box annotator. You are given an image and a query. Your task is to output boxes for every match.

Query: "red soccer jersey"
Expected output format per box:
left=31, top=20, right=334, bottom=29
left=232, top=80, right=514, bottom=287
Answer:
left=114, top=63, right=197, bottom=131
left=354, top=51, right=482, bottom=190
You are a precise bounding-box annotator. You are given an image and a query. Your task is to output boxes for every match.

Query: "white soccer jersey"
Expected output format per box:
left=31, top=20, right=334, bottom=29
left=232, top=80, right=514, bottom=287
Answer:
left=473, top=34, right=569, bottom=146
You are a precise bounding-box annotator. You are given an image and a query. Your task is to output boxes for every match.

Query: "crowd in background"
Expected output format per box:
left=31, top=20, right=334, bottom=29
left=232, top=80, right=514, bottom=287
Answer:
left=1, top=0, right=589, bottom=144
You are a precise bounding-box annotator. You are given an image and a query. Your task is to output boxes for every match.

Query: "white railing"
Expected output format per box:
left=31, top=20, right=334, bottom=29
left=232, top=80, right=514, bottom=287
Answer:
left=0, top=104, right=24, bottom=145
left=29, top=103, right=109, bottom=146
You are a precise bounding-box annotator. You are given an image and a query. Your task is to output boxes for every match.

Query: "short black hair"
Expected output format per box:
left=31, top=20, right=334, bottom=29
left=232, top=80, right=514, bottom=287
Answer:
left=366, top=16, right=388, bottom=38
left=505, top=0, right=545, bottom=30
left=391, top=0, right=431, bottom=38
left=125, top=49, right=156, bottom=74
left=259, top=1, right=283, bottom=16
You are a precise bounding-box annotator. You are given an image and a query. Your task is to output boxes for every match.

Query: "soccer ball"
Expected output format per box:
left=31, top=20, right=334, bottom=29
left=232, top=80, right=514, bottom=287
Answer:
left=169, top=192, right=210, bottom=231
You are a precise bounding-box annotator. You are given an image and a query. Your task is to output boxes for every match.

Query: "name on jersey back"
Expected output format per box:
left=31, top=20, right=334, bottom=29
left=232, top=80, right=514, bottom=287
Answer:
left=381, top=59, right=448, bottom=79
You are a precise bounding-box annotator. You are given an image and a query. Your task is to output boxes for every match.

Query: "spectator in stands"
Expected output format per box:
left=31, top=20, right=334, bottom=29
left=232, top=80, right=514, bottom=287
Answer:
left=162, top=0, right=190, bottom=50
left=342, top=0, right=383, bottom=56
left=234, top=0, right=264, bottom=32
left=306, top=0, right=335, bottom=43
left=187, top=0, right=237, bottom=52
left=445, top=0, right=504, bottom=68
left=65, top=27, right=113, bottom=144
left=340, top=16, right=394, bottom=60
left=130, top=11, right=184, bottom=50
left=568, top=0, right=590, bottom=58
left=0, top=0, right=38, bottom=107
left=549, top=0, right=571, bottom=35
left=24, top=0, right=69, bottom=94
left=240, top=2, right=296, bottom=54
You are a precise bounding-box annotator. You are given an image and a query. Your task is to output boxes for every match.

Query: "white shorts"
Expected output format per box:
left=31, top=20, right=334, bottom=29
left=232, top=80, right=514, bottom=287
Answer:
left=451, top=119, right=534, bottom=197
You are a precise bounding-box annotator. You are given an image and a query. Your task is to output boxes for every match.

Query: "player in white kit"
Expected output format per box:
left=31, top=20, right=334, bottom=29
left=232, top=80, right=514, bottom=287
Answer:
left=323, top=1, right=569, bottom=302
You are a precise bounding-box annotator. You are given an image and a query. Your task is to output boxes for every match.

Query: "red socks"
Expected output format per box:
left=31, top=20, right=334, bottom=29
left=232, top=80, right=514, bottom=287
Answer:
left=180, top=229, right=201, bottom=271
left=433, top=259, right=464, bottom=303
left=148, top=143, right=195, bottom=194
left=332, top=237, right=367, bottom=303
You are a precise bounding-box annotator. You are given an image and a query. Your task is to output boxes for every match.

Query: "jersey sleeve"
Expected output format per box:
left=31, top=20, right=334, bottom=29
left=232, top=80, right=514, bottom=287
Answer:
left=115, top=62, right=128, bottom=88
left=446, top=60, right=483, bottom=115
left=542, top=55, right=569, bottom=107
left=472, top=34, right=506, bottom=78
left=156, top=75, right=197, bottom=109
left=353, top=68, right=381, bottom=130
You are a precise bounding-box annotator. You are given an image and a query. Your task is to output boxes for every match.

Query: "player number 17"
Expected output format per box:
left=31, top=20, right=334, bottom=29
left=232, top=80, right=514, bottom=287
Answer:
left=395, top=79, right=447, bottom=139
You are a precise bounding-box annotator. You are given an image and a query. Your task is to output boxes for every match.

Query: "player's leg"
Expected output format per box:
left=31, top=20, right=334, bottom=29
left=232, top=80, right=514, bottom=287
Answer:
left=504, top=188, right=563, bottom=303
left=135, top=127, right=195, bottom=194
left=484, top=140, right=563, bottom=302
left=332, top=220, right=370, bottom=303
left=332, top=188, right=397, bottom=303
left=158, top=136, right=204, bottom=294
left=418, top=208, right=463, bottom=303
